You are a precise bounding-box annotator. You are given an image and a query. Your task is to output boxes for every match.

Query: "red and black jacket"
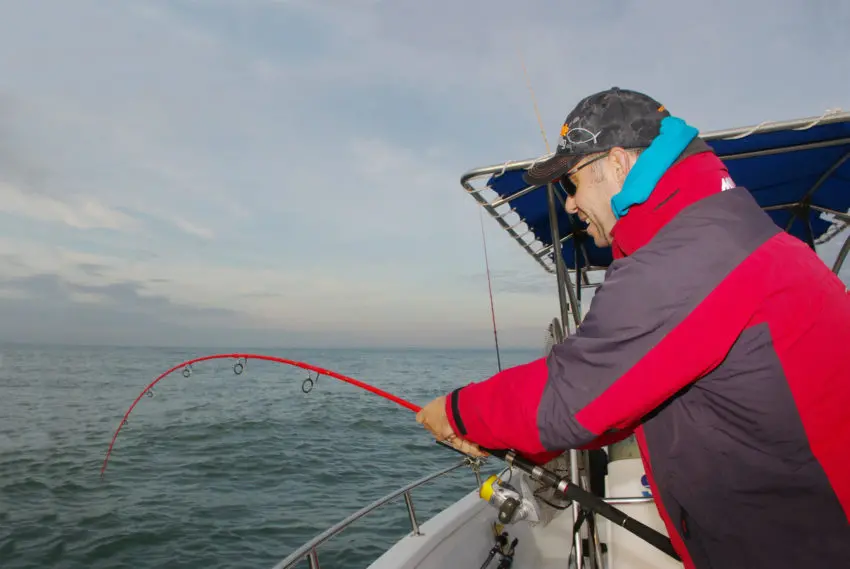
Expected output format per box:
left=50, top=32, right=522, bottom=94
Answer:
left=445, top=150, right=850, bottom=569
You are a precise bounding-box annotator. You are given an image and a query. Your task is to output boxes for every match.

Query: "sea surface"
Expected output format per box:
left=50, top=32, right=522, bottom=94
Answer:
left=0, top=344, right=541, bottom=569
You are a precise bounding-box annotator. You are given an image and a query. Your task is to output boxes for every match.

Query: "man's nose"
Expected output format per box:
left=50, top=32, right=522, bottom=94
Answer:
left=565, top=194, right=578, bottom=214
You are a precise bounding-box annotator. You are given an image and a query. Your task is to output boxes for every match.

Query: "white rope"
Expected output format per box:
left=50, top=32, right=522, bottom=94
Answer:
left=725, top=108, right=844, bottom=140
left=815, top=218, right=849, bottom=245
left=792, top=108, right=843, bottom=131
left=526, top=154, right=548, bottom=171
left=725, top=121, right=771, bottom=140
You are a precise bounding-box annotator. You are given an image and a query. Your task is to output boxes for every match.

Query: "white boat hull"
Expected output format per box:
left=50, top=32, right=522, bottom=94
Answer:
left=366, top=488, right=571, bottom=569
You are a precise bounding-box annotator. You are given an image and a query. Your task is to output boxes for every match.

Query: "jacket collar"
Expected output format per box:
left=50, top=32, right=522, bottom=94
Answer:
left=610, top=147, right=734, bottom=259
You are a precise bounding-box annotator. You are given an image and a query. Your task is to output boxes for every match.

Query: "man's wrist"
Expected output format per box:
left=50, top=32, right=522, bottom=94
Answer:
left=445, top=387, right=467, bottom=437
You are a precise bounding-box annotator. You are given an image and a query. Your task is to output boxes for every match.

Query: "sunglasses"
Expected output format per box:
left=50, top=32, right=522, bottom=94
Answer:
left=557, top=152, right=610, bottom=196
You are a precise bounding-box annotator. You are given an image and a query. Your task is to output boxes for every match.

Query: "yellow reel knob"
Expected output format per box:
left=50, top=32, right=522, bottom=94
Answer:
left=480, top=474, right=498, bottom=502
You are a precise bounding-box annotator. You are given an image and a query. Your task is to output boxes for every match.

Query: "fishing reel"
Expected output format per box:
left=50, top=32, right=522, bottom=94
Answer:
left=479, top=461, right=574, bottom=527
left=480, top=473, right=541, bottom=526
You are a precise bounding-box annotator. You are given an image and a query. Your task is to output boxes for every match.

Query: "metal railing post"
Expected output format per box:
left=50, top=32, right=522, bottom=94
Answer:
left=403, top=491, right=422, bottom=536
left=546, top=182, right=577, bottom=333
left=832, top=231, right=850, bottom=274
left=307, top=549, right=320, bottom=569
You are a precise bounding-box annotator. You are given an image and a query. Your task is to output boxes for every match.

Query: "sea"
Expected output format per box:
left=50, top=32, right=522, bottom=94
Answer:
left=0, top=344, right=542, bottom=569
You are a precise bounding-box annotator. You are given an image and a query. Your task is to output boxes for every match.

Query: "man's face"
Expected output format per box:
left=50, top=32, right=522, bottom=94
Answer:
left=562, top=150, right=625, bottom=248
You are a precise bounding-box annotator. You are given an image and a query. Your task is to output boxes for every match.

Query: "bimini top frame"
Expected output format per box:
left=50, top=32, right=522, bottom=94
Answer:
left=460, top=109, right=850, bottom=280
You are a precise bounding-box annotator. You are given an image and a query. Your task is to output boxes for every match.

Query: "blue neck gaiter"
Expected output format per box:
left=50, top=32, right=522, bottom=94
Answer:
left=611, top=116, right=699, bottom=220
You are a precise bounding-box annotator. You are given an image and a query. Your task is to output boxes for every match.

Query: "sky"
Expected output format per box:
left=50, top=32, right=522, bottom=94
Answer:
left=0, top=0, right=848, bottom=349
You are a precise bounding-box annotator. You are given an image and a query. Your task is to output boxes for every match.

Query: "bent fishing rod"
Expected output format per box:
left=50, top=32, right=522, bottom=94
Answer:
left=101, top=352, right=679, bottom=562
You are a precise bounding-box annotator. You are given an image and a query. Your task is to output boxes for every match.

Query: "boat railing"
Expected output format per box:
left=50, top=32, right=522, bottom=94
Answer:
left=270, top=449, right=659, bottom=569
left=269, top=457, right=484, bottom=569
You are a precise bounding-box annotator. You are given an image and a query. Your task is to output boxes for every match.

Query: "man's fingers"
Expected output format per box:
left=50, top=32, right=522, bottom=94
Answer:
left=416, top=395, right=488, bottom=458
left=448, top=435, right=488, bottom=458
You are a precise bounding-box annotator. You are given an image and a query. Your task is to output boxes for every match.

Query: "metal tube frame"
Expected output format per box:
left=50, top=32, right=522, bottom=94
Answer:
left=542, top=179, right=601, bottom=568
left=778, top=149, right=850, bottom=252
left=460, top=111, right=850, bottom=281
left=544, top=172, right=678, bottom=569
left=834, top=232, right=850, bottom=274
left=547, top=182, right=580, bottom=332
left=538, top=181, right=581, bottom=568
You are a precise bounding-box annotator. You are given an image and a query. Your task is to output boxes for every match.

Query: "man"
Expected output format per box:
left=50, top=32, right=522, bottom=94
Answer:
left=416, top=87, right=850, bottom=569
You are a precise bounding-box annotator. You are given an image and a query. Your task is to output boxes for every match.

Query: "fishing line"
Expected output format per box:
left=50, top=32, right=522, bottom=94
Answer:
left=517, top=45, right=551, bottom=154
left=479, top=207, right=502, bottom=372
left=100, top=352, right=679, bottom=561
left=516, top=46, right=583, bottom=332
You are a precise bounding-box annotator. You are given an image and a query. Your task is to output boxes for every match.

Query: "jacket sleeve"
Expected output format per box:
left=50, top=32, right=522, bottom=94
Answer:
left=445, top=237, right=771, bottom=457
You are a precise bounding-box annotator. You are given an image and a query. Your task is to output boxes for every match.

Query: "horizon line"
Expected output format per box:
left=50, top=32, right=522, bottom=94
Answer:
left=0, top=340, right=543, bottom=351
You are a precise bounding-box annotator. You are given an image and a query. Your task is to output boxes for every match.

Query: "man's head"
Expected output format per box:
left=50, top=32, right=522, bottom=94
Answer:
left=523, top=87, right=670, bottom=247
left=557, top=147, right=645, bottom=247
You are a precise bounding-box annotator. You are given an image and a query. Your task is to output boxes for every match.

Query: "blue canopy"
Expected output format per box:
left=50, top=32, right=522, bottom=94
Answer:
left=461, top=112, right=850, bottom=274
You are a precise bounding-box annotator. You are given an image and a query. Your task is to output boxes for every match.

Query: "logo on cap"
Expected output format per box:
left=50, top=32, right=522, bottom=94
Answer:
left=558, top=121, right=602, bottom=152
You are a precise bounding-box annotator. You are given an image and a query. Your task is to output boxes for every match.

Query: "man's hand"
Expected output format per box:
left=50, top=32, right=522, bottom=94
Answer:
left=416, top=395, right=488, bottom=458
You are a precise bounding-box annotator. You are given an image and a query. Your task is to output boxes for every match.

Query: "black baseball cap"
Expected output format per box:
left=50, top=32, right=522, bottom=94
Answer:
left=523, top=87, right=670, bottom=186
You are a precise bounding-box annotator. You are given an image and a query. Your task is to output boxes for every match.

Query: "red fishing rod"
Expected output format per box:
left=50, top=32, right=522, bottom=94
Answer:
left=100, top=352, right=679, bottom=562
left=99, top=353, right=420, bottom=478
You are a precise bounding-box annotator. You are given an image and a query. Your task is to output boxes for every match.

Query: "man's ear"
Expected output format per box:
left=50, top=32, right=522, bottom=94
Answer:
left=609, top=147, right=632, bottom=184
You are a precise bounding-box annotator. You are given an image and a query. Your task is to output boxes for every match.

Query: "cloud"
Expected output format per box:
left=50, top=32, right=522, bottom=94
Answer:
left=0, top=236, right=563, bottom=348
left=0, top=182, right=138, bottom=231
left=0, top=273, right=245, bottom=347
left=0, top=0, right=846, bottom=348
